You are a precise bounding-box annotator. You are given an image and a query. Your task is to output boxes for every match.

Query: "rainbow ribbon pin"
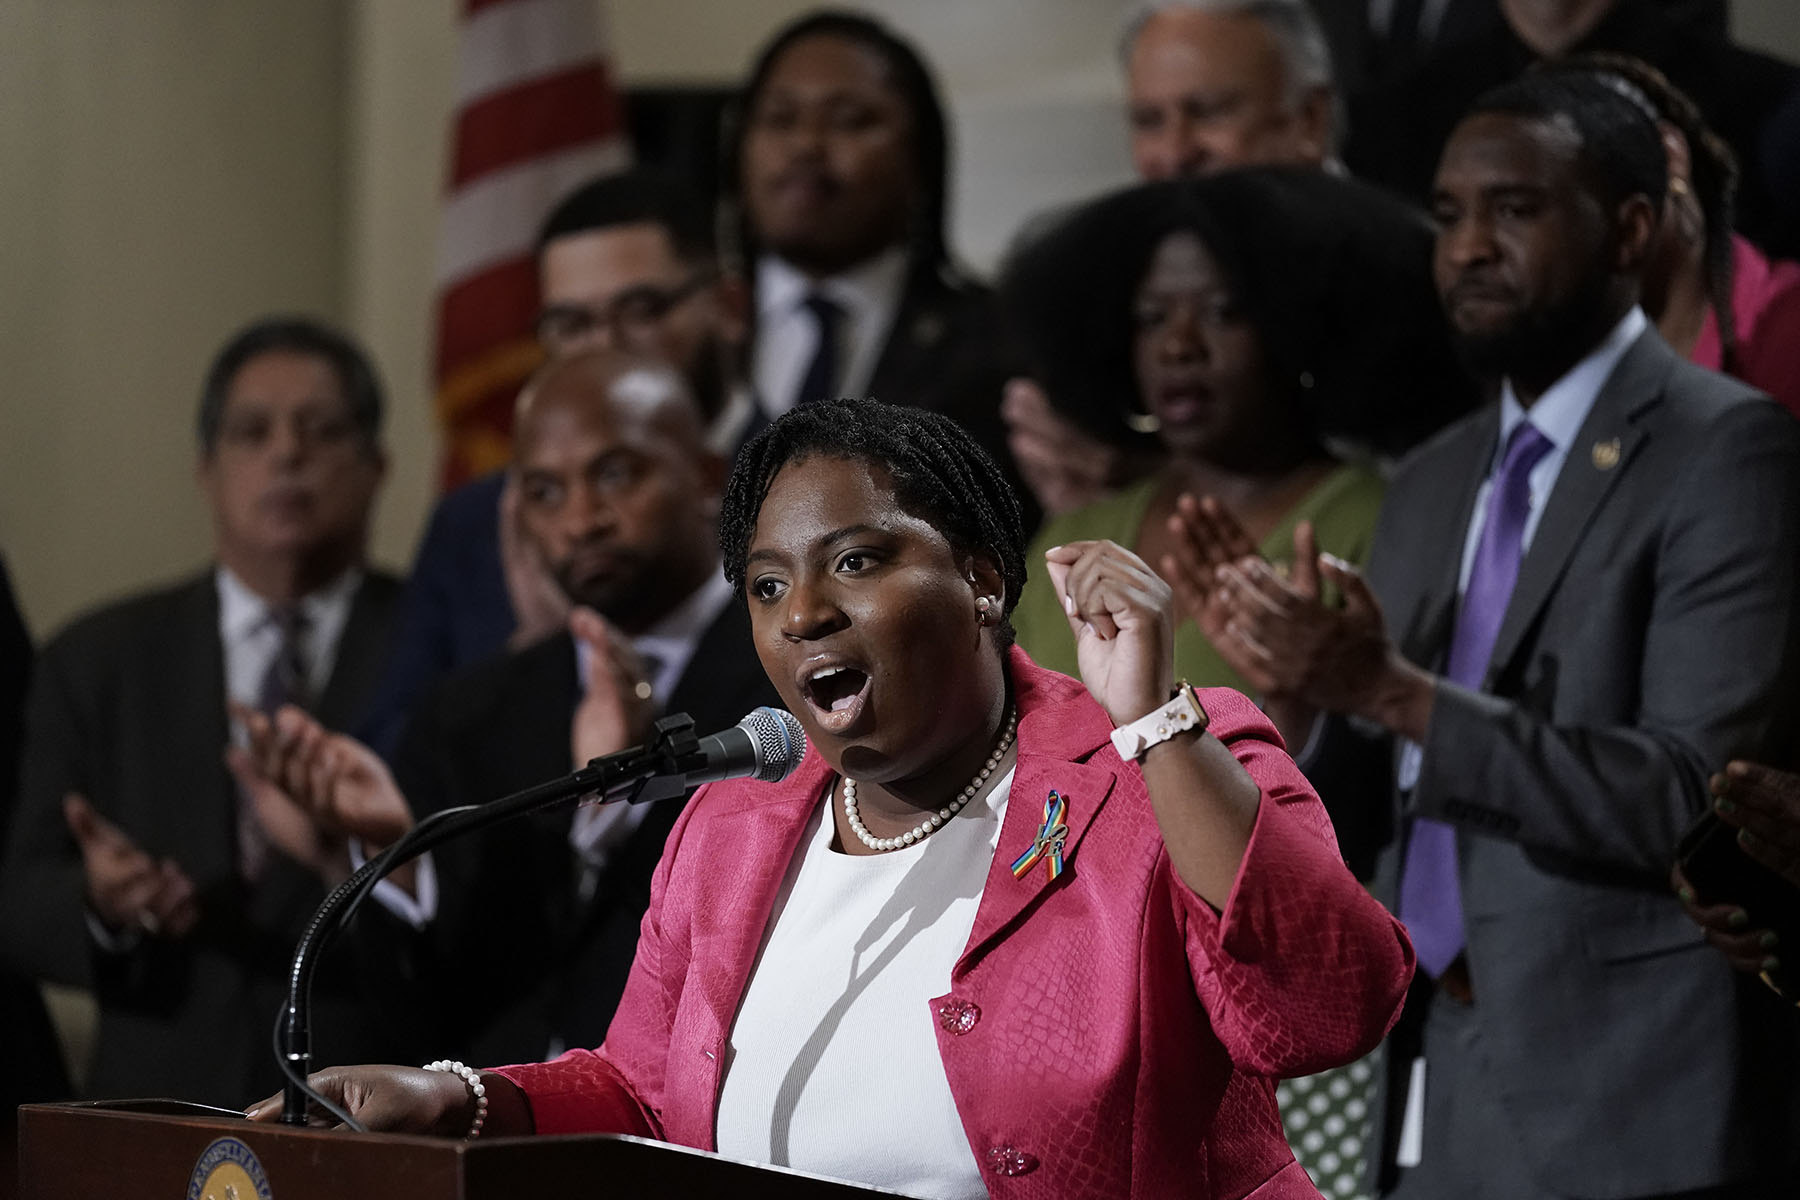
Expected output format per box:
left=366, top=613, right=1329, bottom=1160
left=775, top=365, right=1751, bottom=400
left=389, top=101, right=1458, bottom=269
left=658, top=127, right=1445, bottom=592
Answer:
left=1011, top=790, right=1069, bottom=883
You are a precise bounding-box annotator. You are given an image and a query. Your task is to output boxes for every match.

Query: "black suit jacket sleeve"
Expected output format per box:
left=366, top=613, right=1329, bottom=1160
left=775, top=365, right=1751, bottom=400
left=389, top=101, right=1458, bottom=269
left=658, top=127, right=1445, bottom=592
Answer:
left=0, top=615, right=115, bottom=988
left=1412, top=399, right=1800, bottom=875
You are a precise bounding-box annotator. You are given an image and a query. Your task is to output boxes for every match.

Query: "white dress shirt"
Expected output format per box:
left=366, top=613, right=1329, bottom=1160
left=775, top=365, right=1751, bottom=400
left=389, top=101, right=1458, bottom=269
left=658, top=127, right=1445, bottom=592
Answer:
left=216, top=565, right=360, bottom=712
left=753, top=247, right=910, bottom=414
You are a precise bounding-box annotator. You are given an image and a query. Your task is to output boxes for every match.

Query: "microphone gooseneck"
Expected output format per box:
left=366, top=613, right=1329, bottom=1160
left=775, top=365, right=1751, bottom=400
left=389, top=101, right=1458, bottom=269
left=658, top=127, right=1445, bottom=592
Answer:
left=276, top=707, right=805, bottom=1126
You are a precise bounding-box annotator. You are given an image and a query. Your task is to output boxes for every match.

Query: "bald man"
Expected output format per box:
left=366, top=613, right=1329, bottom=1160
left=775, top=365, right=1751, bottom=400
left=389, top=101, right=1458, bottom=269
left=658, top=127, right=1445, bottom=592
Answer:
left=389, top=349, right=780, bottom=1065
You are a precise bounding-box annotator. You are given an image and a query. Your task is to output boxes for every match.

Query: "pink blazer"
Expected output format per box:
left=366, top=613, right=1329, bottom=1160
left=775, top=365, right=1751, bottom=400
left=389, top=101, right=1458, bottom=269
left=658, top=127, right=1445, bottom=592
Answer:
left=494, top=650, right=1413, bottom=1199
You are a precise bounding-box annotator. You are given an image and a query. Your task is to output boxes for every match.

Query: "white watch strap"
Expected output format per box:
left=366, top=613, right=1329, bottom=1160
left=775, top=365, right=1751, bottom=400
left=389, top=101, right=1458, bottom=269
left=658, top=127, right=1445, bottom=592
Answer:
left=1109, top=685, right=1207, bottom=761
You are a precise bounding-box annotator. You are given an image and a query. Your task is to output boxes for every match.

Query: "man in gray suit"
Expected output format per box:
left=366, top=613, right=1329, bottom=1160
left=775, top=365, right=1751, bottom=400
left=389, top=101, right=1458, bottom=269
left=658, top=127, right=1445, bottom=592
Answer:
left=1183, top=72, right=1800, bottom=1197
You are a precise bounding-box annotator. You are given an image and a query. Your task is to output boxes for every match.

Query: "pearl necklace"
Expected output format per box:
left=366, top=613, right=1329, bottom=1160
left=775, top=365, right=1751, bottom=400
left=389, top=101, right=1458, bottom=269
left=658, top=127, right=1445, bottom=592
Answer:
left=842, top=707, right=1018, bottom=852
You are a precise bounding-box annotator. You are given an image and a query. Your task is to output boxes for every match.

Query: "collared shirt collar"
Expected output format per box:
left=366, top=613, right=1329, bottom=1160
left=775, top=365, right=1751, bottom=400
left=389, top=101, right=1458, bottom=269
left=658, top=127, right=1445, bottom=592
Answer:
left=755, top=245, right=910, bottom=327
left=216, top=563, right=361, bottom=645
left=1496, top=306, right=1647, bottom=458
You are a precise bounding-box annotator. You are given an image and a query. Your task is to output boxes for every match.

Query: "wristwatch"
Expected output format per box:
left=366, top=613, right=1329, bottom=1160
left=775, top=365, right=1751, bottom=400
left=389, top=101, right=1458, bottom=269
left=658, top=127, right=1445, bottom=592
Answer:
left=1109, top=682, right=1209, bottom=761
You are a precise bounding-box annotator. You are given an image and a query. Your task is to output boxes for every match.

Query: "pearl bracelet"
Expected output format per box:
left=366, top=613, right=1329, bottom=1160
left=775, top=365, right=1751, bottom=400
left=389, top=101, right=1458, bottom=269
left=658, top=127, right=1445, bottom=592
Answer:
left=424, top=1059, right=488, bottom=1139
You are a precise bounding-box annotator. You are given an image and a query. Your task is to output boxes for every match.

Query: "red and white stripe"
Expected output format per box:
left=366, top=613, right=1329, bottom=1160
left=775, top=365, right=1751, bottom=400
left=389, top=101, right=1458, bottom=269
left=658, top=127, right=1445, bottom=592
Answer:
left=434, top=0, right=630, bottom=487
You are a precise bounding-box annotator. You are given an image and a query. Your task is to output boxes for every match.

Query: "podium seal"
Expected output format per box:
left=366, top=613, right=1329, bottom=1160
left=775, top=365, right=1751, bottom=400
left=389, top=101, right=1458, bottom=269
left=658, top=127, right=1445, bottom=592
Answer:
left=187, top=1137, right=273, bottom=1200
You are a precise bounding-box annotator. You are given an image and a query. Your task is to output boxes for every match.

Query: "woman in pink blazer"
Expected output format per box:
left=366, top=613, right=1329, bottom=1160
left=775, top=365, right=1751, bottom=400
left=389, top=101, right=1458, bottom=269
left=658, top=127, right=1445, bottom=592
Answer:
left=257, top=400, right=1412, bottom=1199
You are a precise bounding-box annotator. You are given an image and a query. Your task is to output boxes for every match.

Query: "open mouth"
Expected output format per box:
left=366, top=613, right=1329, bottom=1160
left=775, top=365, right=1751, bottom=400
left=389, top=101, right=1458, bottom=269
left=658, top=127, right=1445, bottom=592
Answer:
left=800, top=664, right=871, bottom=731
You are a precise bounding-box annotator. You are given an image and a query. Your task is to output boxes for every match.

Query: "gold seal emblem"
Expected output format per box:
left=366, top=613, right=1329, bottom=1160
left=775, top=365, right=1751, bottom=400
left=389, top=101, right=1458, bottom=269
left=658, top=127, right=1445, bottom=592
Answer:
left=188, top=1137, right=272, bottom=1200
left=1591, top=437, right=1621, bottom=470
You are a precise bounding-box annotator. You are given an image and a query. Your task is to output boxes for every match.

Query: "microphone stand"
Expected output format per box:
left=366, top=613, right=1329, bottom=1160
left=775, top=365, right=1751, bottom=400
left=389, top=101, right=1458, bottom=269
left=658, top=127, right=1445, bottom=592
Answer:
left=278, top=712, right=704, bottom=1126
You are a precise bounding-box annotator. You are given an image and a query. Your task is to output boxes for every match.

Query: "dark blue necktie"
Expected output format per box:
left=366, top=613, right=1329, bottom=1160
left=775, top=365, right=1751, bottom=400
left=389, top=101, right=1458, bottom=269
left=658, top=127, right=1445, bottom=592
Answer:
left=793, top=292, right=843, bottom=408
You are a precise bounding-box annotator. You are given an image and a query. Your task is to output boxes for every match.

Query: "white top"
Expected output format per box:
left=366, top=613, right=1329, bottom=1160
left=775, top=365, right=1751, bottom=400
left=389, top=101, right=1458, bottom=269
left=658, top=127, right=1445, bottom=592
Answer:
left=713, top=768, right=1015, bottom=1200
left=752, top=247, right=909, bottom=415
left=1399, top=306, right=1646, bottom=787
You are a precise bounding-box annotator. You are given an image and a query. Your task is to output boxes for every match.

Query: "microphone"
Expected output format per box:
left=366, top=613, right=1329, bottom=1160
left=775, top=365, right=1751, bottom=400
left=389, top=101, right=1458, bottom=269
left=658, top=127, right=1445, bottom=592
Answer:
left=277, top=706, right=805, bottom=1126
left=683, top=706, right=808, bottom=786
left=578, top=706, right=807, bottom=806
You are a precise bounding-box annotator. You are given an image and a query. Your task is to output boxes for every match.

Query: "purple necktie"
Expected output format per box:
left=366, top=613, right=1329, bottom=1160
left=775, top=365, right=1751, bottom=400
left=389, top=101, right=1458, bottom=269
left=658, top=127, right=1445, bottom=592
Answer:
left=1399, top=421, right=1553, bottom=977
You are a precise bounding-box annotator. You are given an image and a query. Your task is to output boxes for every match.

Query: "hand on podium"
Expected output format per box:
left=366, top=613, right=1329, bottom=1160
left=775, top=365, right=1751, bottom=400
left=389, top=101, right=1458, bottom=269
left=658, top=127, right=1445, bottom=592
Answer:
left=245, top=1064, right=531, bottom=1138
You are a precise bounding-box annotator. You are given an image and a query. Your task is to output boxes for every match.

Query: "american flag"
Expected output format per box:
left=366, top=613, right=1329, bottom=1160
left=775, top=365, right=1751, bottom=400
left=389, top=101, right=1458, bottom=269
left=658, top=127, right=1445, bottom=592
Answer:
left=434, top=0, right=630, bottom=488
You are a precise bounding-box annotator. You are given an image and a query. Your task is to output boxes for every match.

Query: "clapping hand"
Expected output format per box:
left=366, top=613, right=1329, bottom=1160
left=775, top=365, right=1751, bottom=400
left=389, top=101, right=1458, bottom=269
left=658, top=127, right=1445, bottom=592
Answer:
left=64, top=792, right=199, bottom=940
left=227, top=705, right=415, bottom=885
left=500, top=471, right=573, bottom=651
left=1161, top=502, right=1325, bottom=747
left=1002, top=379, right=1128, bottom=517
left=1159, top=493, right=1260, bottom=645
left=569, top=606, right=658, bottom=768
left=1710, top=762, right=1800, bottom=889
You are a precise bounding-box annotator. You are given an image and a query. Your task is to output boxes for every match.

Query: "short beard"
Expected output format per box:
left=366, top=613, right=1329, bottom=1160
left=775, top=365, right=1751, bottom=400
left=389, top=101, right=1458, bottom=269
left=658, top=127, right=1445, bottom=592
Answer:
left=1452, top=271, right=1618, bottom=389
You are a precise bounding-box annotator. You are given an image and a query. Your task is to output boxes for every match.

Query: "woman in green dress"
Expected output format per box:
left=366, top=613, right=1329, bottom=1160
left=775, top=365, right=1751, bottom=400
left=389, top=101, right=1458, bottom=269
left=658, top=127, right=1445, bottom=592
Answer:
left=1007, top=169, right=1472, bottom=759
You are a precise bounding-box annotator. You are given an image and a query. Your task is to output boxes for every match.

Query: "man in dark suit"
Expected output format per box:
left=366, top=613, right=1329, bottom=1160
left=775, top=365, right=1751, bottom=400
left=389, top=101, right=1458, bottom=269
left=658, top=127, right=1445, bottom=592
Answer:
left=0, top=318, right=408, bottom=1107
left=728, top=11, right=1023, bottom=522
left=1190, top=73, right=1800, bottom=1196
left=358, top=170, right=758, bottom=759
left=1346, top=0, right=1800, bottom=258
left=0, top=554, right=71, bottom=1169
left=386, top=348, right=780, bottom=1065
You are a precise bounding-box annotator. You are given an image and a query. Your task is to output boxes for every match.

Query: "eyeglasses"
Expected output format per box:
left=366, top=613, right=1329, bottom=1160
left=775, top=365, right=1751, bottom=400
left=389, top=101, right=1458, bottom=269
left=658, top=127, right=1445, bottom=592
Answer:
left=534, top=270, right=716, bottom=351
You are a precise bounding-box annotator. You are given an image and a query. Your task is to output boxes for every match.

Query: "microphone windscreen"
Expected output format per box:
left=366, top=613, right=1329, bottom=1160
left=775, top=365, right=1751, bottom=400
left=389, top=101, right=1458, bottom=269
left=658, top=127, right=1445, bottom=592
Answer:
left=741, top=707, right=807, bottom=782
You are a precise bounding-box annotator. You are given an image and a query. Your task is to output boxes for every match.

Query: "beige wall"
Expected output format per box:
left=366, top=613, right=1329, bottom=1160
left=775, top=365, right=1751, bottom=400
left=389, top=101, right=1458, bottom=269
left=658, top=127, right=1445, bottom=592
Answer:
left=4, top=0, right=1798, bottom=641
left=0, top=1, right=352, bottom=639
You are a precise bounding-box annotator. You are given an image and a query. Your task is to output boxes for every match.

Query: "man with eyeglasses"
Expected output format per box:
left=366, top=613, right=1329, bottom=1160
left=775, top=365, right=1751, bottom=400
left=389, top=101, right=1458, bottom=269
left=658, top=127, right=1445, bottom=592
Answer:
left=357, top=170, right=760, bottom=760
left=0, top=317, right=413, bottom=1105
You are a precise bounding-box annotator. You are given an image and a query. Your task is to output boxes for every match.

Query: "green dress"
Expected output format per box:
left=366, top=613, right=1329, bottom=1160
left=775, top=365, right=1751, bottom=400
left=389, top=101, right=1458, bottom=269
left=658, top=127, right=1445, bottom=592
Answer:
left=1013, top=462, right=1387, bottom=1200
left=1013, top=464, right=1386, bottom=689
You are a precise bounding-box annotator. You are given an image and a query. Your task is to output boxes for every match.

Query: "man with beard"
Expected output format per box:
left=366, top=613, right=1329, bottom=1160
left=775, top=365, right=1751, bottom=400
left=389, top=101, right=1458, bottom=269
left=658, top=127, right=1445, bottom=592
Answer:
left=379, top=350, right=779, bottom=1065
left=729, top=11, right=1023, bottom=520
left=359, top=170, right=755, bottom=758
left=1346, top=0, right=1800, bottom=259
left=1184, top=72, right=1800, bottom=1196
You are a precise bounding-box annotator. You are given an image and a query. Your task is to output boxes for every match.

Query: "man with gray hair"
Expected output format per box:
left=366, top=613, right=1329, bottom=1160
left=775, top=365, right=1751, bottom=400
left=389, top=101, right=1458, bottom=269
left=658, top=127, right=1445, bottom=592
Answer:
left=1003, top=0, right=1345, bottom=518
left=1124, top=0, right=1340, bottom=178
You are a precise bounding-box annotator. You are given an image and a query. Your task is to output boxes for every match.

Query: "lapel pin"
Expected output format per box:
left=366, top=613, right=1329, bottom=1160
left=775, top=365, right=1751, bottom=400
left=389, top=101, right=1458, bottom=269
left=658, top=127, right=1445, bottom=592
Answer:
left=1591, top=438, right=1621, bottom=470
left=1011, top=790, right=1069, bottom=884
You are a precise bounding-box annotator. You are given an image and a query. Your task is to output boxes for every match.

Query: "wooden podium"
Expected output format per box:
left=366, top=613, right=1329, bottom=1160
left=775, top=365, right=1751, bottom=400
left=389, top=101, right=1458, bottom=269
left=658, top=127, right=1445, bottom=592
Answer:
left=17, top=1102, right=911, bottom=1199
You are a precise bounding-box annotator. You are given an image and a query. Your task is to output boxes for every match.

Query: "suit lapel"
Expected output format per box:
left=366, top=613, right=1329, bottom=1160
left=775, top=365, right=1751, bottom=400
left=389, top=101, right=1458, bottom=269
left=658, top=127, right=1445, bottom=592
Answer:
left=1398, top=418, right=1495, bottom=670
left=1484, top=334, right=1668, bottom=684
left=663, top=599, right=779, bottom=736
left=956, top=666, right=1118, bottom=974
left=161, top=576, right=236, bottom=885
left=314, top=574, right=398, bottom=729
left=687, top=755, right=830, bottom=1027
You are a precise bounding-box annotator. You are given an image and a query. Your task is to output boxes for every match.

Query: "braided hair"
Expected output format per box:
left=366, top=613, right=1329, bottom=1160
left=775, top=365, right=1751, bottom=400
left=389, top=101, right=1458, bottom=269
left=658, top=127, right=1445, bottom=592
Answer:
left=1548, top=52, right=1742, bottom=376
left=720, top=399, right=1026, bottom=648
